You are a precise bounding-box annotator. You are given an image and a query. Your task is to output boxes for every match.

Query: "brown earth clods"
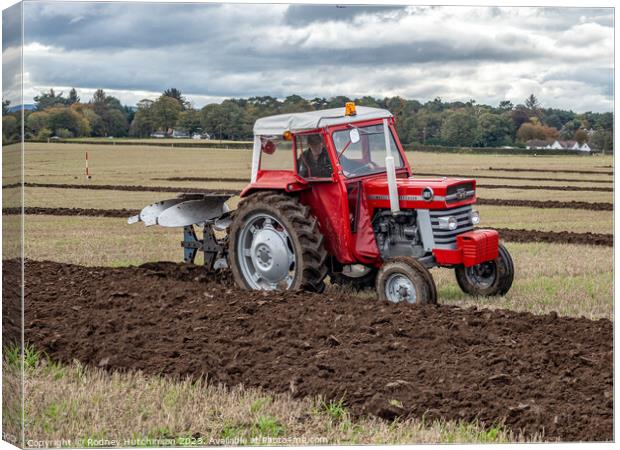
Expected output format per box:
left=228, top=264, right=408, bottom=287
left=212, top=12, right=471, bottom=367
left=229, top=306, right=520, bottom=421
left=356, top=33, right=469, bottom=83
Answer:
left=4, top=207, right=135, bottom=218
left=478, top=184, right=612, bottom=193
left=494, top=228, right=613, bottom=247
left=4, top=182, right=239, bottom=196
left=3, top=259, right=612, bottom=442
left=156, top=176, right=248, bottom=183
left=415, top=173, right=613, bottom=184
left=476, top=198, right=613, bottom=211
left=487, top=167, right=613, bottom=176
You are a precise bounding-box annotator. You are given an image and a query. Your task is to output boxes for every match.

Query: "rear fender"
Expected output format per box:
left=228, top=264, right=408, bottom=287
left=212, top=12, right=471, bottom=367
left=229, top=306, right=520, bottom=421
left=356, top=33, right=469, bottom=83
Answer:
left=240, top=171, right=310, bottom=197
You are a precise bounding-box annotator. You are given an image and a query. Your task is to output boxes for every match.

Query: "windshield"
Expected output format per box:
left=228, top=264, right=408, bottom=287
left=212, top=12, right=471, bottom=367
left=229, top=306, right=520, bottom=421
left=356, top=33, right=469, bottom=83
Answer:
left=332, top=124, right=405, bottom=178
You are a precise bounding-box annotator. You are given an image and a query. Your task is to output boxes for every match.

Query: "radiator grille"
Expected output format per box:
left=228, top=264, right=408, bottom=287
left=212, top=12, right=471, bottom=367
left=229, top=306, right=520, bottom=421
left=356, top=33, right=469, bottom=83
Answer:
left=446, top=182, right=475, bottom=203
left=430, top=205, right=474, bottom=247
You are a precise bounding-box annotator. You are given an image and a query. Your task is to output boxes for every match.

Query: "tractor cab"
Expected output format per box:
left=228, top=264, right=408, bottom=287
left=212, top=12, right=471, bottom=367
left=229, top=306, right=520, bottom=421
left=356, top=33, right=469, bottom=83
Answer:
left=245, top=104, right=408, bottom=191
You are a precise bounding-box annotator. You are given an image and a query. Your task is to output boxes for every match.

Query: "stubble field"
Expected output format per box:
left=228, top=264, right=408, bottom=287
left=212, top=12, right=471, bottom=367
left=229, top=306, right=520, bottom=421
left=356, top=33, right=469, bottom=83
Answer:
left=2, top=141, right=614, bottom=445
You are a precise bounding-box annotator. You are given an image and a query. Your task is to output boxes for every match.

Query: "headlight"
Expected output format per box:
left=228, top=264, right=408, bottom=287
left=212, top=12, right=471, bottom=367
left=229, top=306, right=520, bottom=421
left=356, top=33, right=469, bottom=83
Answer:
left=438, top=216, right=458, bottom=230
left=470, top=210, right=480, bottom=225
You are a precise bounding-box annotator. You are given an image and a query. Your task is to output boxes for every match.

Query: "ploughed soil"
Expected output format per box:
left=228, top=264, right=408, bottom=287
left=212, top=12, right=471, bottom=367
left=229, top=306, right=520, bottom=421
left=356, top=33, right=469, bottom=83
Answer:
left=494, top=228, right=613, bottom=247
left=3, top=259, right=612, bottom=442
left=487, top=167, right=613, bottom=176
left=415, top=172, right=613, bottom=184
left=4, top=207, right=135, bottom=218
left=478, top=184, right=612, bottom=192
left=156, top=176, right=248, bottom=183
left=476, top=198, right=612, bottom=211
left=4, top=182, right=239, bottom=195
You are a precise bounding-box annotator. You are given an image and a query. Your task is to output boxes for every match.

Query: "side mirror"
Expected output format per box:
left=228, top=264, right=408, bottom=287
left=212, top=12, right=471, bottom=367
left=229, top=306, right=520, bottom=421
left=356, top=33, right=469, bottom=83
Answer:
left=349, top=128, right=360, bottom=144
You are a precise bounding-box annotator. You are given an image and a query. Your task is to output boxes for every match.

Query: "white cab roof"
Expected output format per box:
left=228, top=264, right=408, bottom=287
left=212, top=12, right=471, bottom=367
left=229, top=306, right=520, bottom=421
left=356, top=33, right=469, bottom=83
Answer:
left=253, top=106, right=392, bottom=136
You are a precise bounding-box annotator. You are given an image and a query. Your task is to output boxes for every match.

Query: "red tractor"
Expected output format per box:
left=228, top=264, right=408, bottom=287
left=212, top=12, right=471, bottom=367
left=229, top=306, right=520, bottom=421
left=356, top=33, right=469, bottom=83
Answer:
left=130, top=103, right=513, bottom=303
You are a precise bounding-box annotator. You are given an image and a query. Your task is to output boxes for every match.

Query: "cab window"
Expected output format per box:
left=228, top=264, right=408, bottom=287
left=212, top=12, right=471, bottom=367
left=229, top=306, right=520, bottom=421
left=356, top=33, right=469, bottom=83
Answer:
left=259, top=136, right=293, bottom=171
left=332, top=124, right=405, bottom=178
left=296, top=133, right=333, bottom=179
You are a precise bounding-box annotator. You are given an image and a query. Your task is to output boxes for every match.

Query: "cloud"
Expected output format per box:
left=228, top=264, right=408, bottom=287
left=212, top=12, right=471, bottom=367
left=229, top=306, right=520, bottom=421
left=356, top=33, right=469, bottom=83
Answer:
left=2, top=3, right=22, bottom=104
left=10, top=2, right=614, bottom=112
left=283, top=4, right=405, bottom=25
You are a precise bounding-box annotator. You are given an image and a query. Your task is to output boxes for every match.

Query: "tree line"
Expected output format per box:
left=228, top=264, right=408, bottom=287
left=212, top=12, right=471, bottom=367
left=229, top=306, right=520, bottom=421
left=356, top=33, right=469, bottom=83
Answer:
left=2, top=89, right=614, bottom=152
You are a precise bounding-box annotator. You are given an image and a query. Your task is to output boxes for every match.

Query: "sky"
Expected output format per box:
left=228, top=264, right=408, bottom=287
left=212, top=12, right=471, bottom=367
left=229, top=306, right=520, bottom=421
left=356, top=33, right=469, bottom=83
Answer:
left=2, top=1, right=615, bottom=112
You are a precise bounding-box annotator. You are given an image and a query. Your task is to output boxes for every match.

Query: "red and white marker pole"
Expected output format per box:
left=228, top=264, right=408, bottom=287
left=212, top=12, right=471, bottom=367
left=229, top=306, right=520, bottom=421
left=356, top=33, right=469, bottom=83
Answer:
left=85, top=151, right=91, bottom=179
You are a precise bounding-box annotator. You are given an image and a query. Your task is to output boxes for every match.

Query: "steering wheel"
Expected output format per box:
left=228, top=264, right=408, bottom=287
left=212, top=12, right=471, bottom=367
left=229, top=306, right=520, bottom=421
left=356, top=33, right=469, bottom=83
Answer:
left=347, top=161, right=378, bottom=175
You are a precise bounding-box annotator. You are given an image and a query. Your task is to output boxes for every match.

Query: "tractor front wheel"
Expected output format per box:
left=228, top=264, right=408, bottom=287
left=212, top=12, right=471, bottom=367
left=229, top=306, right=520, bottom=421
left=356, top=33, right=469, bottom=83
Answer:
left=376, top=257, right=437, bottom=304
left=454, top=243, right=514, bottom=296
left=229, top=191, right=328, bottom=292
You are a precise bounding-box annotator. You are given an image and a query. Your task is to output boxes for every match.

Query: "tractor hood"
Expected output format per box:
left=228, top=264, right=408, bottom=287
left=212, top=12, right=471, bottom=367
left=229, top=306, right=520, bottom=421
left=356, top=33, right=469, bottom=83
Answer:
left=364, top=176, right=477, bottom=210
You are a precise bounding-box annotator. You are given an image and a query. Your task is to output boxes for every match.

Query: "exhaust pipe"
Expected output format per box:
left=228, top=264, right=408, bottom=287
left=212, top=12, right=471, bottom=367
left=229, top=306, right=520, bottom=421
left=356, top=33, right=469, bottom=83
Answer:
left=383, top=118, right=400, bottom=214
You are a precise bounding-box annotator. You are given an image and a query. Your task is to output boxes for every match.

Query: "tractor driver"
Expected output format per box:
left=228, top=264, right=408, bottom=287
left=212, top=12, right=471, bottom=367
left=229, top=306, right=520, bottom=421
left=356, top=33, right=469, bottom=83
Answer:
left=297, top=134, right=333, bottom=178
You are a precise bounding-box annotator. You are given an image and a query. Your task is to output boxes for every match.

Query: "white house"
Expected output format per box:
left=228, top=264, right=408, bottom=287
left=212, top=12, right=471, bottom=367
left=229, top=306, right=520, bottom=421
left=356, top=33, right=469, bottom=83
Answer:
left=579, top=143, right=591, bottom=152
left=526, top=139, right=592, bottom=152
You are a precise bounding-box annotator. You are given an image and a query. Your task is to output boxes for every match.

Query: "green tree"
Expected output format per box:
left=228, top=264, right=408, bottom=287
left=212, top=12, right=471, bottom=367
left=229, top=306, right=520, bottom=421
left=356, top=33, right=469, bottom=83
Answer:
left=2, top=99, right=10, bottom=114
left=89, top=89, right=129, bottom=136
left=129, top=99, right=156, bottom=137
left=326, top=96, right=352, bottom=108
left=46, top=107, right=89, bottom=137
left=408, top=110, right=442, bottom=144
left=590, top=129, right=613, bottom=153
left=163, top=88, right=189, bottom=110
left=477, top=113, right=514, bottom=147
left=440, top=111, right=478, bottom=146
left=2, top=115, right=18, bottom=143
left=510, top=107, right=531, bottom=134
left=281, top=95, right=312, bottom=113
left=151, top=95, right=182, bottom=132
left=25, top=111, right=50, bottom=135
left=68, top=88, right=80, bottom=104
left=310, top=97, right=328, bottom=109
left=34, top=88, right=67, bottom=110
left=497, top=100, right=513, bottom=111
left=525, top=94, right=541, bottom=118
left=176, top=109, right=202, bottom=134
left=92, top=89, right=107, bottom=105
left=200, top=101, right=245, bottom=140
left=559, top=119, right=582, bottom=140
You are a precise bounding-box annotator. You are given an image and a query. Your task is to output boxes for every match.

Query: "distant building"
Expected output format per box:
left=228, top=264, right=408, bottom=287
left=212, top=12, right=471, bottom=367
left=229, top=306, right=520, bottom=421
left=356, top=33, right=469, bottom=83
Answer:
left=526, top=139, right=591, bottom=152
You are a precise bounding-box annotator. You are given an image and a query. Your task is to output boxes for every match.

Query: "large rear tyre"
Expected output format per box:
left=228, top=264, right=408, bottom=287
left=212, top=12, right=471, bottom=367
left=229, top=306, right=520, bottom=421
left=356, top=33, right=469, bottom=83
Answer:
left=455, top=243, right=514, bottom=296
left=376, top=257, right=437, bottom=304
left=330, top=264, right=378, bottom=291
left=229, top=191, right=328, bottom=292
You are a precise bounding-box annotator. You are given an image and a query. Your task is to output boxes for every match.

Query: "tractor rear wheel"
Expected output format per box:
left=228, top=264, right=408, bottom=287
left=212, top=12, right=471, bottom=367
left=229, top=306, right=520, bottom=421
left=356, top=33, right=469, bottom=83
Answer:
left=229, top=191, right=328, bottom=292
left=376, top=257, right=437, bottom=304
left=454, top=243, right=514, bottom=296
